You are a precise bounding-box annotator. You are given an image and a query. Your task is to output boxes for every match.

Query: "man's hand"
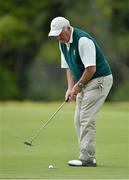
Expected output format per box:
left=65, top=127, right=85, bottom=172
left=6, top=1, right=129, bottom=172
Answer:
left=65, top=87, right=77, bottom=101
left=70, top=83, right=82, bottom=99
left=65, top=83, right=83, bottom=101
left=65, top=66, right=96, bottom=101
left=65, top=89, right=72, bottom=101
left=65, top=83, right=82, bottom=101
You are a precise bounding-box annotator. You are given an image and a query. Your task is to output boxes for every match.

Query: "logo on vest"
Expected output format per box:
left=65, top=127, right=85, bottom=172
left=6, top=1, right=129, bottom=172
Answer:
left=73, top=49, right=76, bottom=56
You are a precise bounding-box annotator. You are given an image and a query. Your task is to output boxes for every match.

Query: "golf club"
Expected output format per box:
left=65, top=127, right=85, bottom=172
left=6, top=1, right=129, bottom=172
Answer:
left=24, top=98, right=69, bottom=146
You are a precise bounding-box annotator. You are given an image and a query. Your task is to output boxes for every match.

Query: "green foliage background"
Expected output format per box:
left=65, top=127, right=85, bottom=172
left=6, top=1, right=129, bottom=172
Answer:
left=0, top=0, right=129, bottom=101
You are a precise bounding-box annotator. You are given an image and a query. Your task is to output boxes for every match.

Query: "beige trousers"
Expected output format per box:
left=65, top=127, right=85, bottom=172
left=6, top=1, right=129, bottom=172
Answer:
left=74, top=75, right=113, bottom=160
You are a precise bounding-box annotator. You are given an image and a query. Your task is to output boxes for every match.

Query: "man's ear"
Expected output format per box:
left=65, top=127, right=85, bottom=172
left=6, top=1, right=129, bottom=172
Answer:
left=67, top=26, right=71, bottom=31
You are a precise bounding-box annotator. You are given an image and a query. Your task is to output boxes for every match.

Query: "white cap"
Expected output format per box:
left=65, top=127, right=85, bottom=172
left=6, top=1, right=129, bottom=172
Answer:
left=48, top=17, right=70, bottom=37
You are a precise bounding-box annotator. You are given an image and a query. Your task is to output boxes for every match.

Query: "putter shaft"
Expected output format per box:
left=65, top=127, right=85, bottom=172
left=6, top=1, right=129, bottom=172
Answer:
left=24, top=99, right=68, bottom=145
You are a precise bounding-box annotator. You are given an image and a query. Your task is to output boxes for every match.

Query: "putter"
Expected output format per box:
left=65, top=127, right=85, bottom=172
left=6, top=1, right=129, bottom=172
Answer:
left=24, top=98, right=69, bottom=146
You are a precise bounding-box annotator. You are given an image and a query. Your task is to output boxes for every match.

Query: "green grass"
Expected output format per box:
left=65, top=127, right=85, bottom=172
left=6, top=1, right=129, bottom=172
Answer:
left=0, top=101, right=129, bottom=179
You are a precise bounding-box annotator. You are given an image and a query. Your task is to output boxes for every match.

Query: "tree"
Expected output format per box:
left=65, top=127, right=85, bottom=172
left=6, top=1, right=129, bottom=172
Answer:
left=0, top=0, right=129, bottom=101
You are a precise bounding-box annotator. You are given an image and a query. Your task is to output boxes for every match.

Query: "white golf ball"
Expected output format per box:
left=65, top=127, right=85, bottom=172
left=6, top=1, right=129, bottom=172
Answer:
left=48, top=165, right=53, bottom=169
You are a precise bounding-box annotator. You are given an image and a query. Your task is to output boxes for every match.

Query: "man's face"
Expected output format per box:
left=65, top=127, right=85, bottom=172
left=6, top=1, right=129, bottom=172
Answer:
left=56, top=27, right=71, bottom=43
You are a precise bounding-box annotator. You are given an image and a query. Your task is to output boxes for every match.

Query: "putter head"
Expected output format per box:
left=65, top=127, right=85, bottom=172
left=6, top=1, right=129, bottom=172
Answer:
left=24, top=140, right=32, bottom=146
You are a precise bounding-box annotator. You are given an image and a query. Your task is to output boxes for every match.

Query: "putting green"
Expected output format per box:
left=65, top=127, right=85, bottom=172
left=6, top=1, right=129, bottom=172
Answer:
left=0, top=101, right=129, bottom=179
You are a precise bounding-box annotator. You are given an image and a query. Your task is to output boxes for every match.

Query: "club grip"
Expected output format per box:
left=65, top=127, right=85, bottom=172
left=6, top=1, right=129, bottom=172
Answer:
left=65, top=98, right=69, bottom=102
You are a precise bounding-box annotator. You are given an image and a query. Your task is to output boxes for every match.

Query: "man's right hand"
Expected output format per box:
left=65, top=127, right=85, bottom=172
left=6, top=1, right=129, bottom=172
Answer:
left=65, top=89, right=76, bottom=101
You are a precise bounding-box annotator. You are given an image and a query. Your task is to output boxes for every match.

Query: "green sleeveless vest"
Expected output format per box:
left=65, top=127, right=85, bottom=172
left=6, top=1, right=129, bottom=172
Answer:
left=60, top=28, right=112, bottom=82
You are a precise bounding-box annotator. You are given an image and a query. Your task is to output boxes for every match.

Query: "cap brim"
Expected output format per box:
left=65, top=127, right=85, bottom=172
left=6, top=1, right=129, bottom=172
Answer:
left=48, top=29, right=62, bottom=37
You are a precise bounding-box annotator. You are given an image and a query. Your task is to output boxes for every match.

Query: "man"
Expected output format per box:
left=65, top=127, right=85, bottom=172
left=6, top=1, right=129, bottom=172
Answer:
left=48, top=17, right=113, bottom=167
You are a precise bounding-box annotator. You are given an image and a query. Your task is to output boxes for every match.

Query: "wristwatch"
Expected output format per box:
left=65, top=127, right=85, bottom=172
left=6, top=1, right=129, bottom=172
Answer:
left=77, top=82, right=85, bottom=88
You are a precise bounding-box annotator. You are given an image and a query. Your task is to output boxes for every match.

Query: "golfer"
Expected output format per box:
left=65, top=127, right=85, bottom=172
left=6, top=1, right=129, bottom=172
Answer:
left=48, top=17, right=113, bottom=167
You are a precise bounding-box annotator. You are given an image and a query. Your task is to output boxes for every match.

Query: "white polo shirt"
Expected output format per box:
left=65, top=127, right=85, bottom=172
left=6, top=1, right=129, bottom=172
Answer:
left=59, top=27, right=96, bottom=69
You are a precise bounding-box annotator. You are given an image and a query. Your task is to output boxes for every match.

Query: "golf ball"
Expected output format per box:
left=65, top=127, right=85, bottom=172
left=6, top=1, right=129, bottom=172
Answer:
left=48, top=165, right=53, bottom=169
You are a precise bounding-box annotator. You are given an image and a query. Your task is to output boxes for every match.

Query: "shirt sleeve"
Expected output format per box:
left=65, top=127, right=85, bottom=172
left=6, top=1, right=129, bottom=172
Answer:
left=78, top=37, right=96, bottom=68
left=59, top=43, right=69, bottom=68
